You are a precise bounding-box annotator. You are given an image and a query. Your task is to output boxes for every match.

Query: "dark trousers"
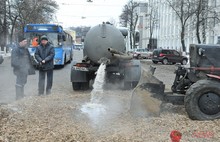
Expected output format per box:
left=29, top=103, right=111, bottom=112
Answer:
left=38, top=69, right=53, bottom=95
left=16, top=73, right=27, bottom=100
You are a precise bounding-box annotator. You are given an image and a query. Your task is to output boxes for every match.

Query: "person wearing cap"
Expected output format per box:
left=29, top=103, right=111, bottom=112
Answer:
left=35, top=35, right=55, bottom=95
left=11, top=36, right=35, bottom=100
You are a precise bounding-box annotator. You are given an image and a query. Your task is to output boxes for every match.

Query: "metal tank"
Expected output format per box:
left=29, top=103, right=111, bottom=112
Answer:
left=71, top=22, right=141, bottom=90
left=83, top=23, right=126, bottom=64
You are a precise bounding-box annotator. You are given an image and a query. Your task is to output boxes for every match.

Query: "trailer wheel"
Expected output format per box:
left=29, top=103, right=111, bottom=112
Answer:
left=72, top=82, right=81, bottom=90
left=184, top=79, right=220, bottom=120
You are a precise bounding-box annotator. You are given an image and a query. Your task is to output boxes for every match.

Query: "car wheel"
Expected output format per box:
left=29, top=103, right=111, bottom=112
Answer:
left=181, top=59, right=187, bottom=65
left=152, top=61, right=158, bottom=64
left=137, top=54, right=141, bottom=59
left=162, top=58, right=168, bottom=65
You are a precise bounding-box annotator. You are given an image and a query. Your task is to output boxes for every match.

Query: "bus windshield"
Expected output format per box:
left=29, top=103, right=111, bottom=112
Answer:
left=24, top=24, right=73, bottom=66
left=25, top=33, right=59, bottom=47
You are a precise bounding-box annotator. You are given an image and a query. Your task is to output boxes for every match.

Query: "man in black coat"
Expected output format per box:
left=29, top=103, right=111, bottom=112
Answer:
left=11, top=36, right=35, bottom=100
left=35, top=35, right=55, bottom=95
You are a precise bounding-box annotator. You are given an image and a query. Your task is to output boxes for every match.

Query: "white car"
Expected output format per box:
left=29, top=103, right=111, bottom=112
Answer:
left=74, top=44, right=84, bottom=50
left=133, top=48, right=152, bottom=59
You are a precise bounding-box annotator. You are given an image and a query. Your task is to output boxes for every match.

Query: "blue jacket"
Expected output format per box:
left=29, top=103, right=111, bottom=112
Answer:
left=35, top=43, right=55, bottom=71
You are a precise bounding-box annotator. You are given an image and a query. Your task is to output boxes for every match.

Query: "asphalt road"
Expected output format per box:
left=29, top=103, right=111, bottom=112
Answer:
left=0, top=49, right=176, bottom=104
left=0, top=49, right=84, bottom=104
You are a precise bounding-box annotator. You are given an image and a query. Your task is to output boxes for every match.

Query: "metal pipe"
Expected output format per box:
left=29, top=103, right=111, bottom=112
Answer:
left=82, top=55, right=88, bottom=62
left=112, top=53, right=133, bottom=60
left=108, top=47, right=124, bottom=55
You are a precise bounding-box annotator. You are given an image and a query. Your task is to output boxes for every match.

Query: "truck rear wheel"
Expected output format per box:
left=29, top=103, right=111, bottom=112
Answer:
left=72, top=82, right=89, bottom=91
left=82, top=82, right=89, bottom=90
left=72, top=82, right=81, bottom=90
left=184, top=79, right=220, bottom=120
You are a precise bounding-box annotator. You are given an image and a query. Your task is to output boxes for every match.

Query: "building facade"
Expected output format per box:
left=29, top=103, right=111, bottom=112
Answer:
left=136, top=0, right=220, bottom=53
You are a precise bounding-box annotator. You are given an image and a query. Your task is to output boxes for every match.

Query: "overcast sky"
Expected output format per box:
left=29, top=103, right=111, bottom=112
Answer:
left=55, top=0, right=129, bottom=28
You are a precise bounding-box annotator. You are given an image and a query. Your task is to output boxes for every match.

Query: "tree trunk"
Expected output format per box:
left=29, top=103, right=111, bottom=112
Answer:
left=181, top=26, right=186, bottom=52
left=1, top=0, right=7, bottom=51
left=196, top=16, right=201, bottom=44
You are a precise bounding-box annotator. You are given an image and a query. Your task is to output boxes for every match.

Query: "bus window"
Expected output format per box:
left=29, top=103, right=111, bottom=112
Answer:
left=24, top=24, right=73, bottom=66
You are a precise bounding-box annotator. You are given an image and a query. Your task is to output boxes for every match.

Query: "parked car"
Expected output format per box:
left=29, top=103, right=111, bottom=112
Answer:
left=152, top=49, right=188, bottom=65
left=74, top=44, right=84, bottom=50
left=127, top=49, right=136, bottom=55
left=133, top=48, right=152, bottom=59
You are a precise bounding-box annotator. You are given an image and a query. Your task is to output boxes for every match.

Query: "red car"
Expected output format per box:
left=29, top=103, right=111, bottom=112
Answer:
left=152, top=49, right=188, bottom=65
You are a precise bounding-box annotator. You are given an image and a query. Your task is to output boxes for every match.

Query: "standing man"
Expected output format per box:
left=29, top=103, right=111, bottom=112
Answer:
left=11, top=36, right=35, bottom=100
left=35, top=35, right=55, bottom=95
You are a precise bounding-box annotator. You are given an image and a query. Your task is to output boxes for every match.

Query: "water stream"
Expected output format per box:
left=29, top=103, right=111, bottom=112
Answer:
left=80, top=63, right=107, bottom=124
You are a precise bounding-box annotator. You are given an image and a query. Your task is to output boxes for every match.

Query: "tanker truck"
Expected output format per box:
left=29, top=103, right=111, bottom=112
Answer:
left=70, top=23, right=141, bottom=90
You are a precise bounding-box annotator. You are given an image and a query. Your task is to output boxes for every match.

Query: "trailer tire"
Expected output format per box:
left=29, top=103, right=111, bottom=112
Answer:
left=184, top=79, right=220, bottom=120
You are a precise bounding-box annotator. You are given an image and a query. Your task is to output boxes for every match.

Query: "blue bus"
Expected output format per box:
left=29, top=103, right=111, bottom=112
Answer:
left=24, top=24, right=73, bottom=66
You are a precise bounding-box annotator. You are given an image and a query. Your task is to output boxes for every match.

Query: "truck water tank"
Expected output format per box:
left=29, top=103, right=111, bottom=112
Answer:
left=84, top=23, right=126, bottom=64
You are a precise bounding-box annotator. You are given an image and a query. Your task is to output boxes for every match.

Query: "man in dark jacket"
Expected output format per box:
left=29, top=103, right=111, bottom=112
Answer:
left=35, top=35, right=55, bottom=95
left=11, top=36, right=35, bottom=100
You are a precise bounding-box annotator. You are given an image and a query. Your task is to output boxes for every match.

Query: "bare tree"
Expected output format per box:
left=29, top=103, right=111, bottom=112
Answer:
left=0, top=0, right=58, bottom=47
left=166, top=0, right=196, bottom=52
left=146, top=1, right=159, bottom=50
left=14, top=0, right=58, bottom=36
left=193, top=0, right=220, bottom=44
left=0, top=0, right=7, bottom=51
left=120, top=0, right=139, bottom=49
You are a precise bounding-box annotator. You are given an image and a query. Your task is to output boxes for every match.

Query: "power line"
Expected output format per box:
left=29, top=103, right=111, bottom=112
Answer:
left=58, top=15, right=116, bottom=18
left=60, top=3, right=124, bottom=7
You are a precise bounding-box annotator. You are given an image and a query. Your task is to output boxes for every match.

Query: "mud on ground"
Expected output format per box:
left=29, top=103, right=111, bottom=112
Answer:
left=0, top=60, right=219, bottom=142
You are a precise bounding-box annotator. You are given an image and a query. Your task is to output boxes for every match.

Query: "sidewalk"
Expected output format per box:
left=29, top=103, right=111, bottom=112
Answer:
left=0, top=51, right=11, bottom=58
